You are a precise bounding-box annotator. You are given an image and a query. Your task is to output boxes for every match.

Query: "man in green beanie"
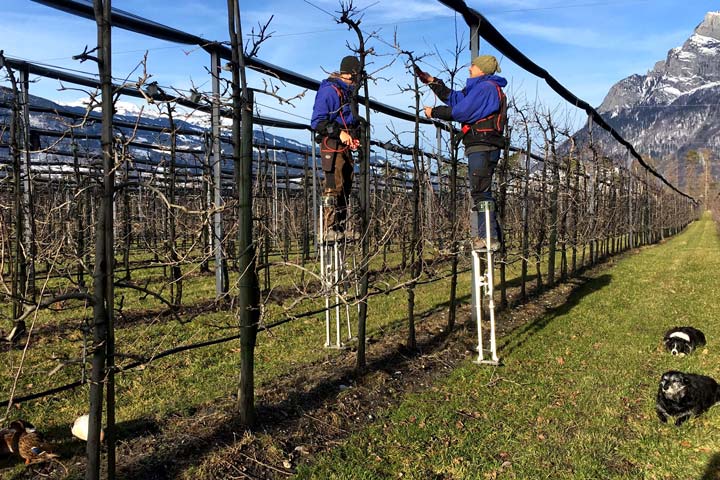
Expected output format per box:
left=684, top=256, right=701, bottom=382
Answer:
left=311, top=56, right=361, bottom=242
left=416, top=54, right=508, bottom=251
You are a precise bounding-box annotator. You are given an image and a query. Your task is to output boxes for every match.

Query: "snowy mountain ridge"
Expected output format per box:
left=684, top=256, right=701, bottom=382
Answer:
left=599, top=11, right=720, bottom=114
left=578, top=11, right=720, bottom=188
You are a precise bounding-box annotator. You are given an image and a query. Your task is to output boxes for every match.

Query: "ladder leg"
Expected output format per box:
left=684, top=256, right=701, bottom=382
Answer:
left=486, top=251, right=498, bottom=362
left=472, top=250, right=484, bottom=363
left=334, top=242, right=341, bottom=348
left=340, top=246, right=353, bottom=340
left=484, top=208, right=499, bottom=364
left=471, top=202, right=500, bottom=366
left=320, top=205, right=331, bottom=348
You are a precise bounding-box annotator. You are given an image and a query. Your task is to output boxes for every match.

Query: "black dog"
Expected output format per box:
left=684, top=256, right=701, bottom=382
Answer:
left=663, top=326, right=706, bottom=356
left=656, top=371, right=720, bottom=425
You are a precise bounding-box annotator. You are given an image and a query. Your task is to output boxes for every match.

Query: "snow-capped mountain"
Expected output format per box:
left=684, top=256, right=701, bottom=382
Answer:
left=579, top=11, right=720, bottom=189
left=599, top=11, right=720, bottom=113
left=0, top=88, right=314, bottom=183
left=1, top=84, right=413, bottom=195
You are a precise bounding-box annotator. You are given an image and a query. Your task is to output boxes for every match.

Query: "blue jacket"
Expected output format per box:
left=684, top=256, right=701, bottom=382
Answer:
left=311, top=78, right=358, bottom=138
left=439, top=74, right=507, bottom=124
left=429, top=74, right=508, bottom=149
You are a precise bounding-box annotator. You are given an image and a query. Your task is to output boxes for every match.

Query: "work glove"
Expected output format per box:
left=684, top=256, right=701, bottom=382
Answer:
left=413, top=64, right=433, bottom=84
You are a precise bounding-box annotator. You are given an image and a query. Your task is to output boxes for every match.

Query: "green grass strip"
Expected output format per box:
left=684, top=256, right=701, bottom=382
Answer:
left=296, top=213, right=720, bottom=480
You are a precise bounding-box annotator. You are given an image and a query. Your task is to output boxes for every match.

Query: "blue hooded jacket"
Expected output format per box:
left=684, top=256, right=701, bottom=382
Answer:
left=442, top=74, right=507, bottom=124
left=428, top=74, right=508, bottom=149
left=311, top=78, right=358, bottom=138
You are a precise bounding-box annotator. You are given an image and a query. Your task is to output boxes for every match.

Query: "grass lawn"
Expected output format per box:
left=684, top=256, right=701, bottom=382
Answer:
left=296, top=213, right=720, bottom=480
left=0, top=219, right=697, bottom=478
left=0, top=244, right=475, bottom=477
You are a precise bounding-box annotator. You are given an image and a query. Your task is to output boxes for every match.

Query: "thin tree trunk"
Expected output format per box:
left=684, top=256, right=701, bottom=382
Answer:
left=88, top=0, right=115, bottom=477
left=546, top=122, right=559, bottom=288
left=6, top=66, right=27, bottom=331
left=498, top=127, right=509, bottom=308
left=121, top=143, right=131, bottom=281
left=228, top=0, right=260, bottom=427
left=72, top=133, right=86, bottom=287
left=521, top=128, right=531, bottom=301
left=168, top=107, right=182, bottom=305
left=447, top=131, right=459, bottom=331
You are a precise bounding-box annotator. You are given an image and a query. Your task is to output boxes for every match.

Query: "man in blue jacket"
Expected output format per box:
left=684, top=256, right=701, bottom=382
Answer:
left=311, top=56, right=361, bottom=242
left=418, top=55, right=507, bottom=251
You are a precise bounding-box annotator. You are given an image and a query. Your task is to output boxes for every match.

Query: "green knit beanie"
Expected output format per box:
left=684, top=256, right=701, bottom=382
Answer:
left=471, top=55, right=501, bottom=74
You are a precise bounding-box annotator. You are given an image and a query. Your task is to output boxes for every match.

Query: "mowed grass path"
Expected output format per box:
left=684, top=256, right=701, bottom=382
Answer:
left=297, top=214, right=720, bottom=480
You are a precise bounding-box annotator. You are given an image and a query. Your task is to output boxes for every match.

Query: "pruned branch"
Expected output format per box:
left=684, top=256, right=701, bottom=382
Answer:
left=245, top=15, right=275, bottom=58
left=72, top=45, right=99, bottom=64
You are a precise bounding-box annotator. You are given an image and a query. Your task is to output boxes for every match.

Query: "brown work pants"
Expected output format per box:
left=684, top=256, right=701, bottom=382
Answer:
left=320, top=137, right=354, bottom=232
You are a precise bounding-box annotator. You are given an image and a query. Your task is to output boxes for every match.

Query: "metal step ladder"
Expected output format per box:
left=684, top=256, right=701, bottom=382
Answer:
left=319, top=200, right=354, bottom=349
left=471, top=201, right=500, bottom=366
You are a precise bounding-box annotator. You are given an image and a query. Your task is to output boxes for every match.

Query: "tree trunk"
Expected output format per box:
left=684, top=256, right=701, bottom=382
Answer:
left=228, top=0, right=260, bottom=427
left=88, top=0, right=115, bottom=477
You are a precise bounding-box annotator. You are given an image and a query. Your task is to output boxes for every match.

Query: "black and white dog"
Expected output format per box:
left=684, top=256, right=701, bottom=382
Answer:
left=656, top=371, right=720, bottom=426
left=663, top=326, right=706, bottom=356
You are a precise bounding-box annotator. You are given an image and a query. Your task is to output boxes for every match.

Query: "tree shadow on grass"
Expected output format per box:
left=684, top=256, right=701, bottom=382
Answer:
left=701, top=453, right=720, bottom=480
left=498, top=274, right=612, bottom=358
left=115, top=296, right=471, bottom=479
left=12, top=269, right=612, bottom=478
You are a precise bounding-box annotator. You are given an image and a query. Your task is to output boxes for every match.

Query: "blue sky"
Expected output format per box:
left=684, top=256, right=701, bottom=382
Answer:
left=1, top=0, right=718, bottom=145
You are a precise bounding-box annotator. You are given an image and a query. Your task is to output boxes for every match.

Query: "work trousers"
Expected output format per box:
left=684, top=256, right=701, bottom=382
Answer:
left=320, top=137, right=354, bottom=232
left=467, top=149, right=501, bottom=241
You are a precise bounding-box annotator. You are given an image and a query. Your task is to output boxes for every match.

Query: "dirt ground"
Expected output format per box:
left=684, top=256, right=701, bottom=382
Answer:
left=10, top=256, right=621, bottom=480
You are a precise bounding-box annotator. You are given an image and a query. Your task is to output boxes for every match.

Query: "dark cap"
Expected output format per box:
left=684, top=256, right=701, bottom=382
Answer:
left=339, top=55, right=361, bottom=74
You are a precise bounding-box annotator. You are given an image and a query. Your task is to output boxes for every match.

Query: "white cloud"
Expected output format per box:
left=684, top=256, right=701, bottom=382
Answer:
left=362, top=0, right=449, bottom=22
left=499, top=19, right=693, bottom=54
left=500, top=21, right=604, bottom=48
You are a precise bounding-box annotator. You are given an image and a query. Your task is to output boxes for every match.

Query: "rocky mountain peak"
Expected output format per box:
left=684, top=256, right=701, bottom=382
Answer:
left=695, top=11, right=720, bottom=39
left=579, top=11, right=720, bottom=191
left=598, top=11, right=720, bottom=114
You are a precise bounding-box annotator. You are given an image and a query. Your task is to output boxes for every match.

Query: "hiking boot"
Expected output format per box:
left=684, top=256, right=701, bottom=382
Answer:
left=472, top=237, right=500, bottom=252
left=322, top=196, right=337, bottom=235
left=323, top=229, right=344, bottom=244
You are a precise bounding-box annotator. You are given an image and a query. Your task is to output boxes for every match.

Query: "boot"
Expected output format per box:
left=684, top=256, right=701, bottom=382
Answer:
left=471, top=236, right=501, bottom=252
left=322, top=195, right=337, bottom=243
left=324, top=229, right=340, bottom=243
left=470, top=201, right=500, bottom=251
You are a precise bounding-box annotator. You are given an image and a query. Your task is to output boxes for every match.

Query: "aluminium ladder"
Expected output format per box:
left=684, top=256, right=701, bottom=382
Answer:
left=471, top=200, right=500, bottom=365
